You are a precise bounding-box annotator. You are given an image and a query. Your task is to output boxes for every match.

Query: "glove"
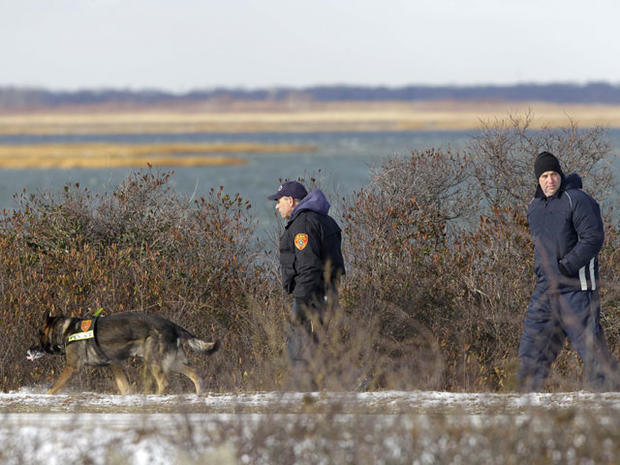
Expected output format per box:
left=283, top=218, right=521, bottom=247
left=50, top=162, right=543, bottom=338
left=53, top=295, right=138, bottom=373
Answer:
left=557, top=260, right=571, bottom=277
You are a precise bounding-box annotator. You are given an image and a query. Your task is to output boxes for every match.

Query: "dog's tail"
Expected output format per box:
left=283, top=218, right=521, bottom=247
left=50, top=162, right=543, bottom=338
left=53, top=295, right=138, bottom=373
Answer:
left=187, top=338, right=220, bottom=354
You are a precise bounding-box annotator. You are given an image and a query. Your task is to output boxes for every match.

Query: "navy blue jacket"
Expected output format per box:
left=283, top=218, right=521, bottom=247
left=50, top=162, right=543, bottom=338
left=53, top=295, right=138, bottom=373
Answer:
left=279, top=189, right=345, bottom=301
left=527, top=173, right=604, bottom=293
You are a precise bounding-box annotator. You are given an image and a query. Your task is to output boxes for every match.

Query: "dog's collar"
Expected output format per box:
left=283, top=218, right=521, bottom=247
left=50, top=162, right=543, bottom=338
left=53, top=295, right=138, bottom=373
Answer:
left=66, top=330, right=95, bottom=343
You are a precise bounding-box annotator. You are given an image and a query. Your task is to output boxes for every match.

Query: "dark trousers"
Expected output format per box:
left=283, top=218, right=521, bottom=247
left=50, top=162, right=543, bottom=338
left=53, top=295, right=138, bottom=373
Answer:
left=517, top=287, right=619, bottom=392
left=286, top=298, right=324, bottom=365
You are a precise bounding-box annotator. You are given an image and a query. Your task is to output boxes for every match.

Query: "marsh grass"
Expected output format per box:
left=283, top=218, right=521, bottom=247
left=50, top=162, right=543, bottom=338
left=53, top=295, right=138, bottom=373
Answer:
left=0, top=142, right=316, bottom=168
left=2, top=101, right=620, bottom=134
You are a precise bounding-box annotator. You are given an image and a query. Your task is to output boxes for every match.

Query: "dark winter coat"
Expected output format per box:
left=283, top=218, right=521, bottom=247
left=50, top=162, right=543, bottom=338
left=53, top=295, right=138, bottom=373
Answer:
left=527, top=173, right=604, bottom=293
left=279, top=189, right=345, bottom=302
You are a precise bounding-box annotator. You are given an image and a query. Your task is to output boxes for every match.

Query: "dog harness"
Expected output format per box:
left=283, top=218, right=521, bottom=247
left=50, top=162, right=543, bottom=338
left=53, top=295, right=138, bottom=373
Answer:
left=66, top=319, right=95, bottom=343
left=65, top=317, right=110, bottom=363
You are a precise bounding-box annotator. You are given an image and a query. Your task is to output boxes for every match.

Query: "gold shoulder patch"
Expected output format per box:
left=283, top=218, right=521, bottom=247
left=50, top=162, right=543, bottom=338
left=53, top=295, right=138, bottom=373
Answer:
left=294, top=233, right=309, bottom=250
left=80, top=320, right=92, bottom=332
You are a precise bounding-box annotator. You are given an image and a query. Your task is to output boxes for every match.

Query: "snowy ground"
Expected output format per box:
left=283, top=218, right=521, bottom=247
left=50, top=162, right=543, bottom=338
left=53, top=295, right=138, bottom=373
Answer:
left=1, top=388, right=619, bottom=464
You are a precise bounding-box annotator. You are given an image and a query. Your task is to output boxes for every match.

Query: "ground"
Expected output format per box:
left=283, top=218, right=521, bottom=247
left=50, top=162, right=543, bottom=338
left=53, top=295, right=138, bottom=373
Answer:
left=1, top=388, right=619, bottom=464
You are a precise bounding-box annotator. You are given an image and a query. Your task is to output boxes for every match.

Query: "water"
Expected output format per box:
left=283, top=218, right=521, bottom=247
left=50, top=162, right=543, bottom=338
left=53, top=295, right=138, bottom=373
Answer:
left=0, top=130, right=618, bottom=232
left=0, top=131, right=473, bottom=224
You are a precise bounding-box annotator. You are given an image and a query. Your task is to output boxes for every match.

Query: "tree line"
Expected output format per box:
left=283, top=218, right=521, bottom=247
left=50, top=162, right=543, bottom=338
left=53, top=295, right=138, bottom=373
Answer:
left=2, top=82, right=620, bottom=109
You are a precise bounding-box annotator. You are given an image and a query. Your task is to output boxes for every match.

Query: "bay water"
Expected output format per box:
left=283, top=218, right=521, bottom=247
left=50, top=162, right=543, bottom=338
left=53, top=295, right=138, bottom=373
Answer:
left=0, top=130, right=617, bottom=234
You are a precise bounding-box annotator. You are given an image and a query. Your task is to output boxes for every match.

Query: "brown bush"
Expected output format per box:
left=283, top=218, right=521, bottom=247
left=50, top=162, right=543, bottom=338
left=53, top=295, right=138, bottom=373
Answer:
left=0, top=115, right=617, bottom=393
left=0, top=169, right=283, bottom=392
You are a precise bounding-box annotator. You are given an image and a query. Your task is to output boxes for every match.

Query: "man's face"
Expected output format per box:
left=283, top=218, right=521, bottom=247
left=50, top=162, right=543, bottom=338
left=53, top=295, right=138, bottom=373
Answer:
left=275, top=196, right=295, bottom=219
left=538, top=170, right=562, bottom=197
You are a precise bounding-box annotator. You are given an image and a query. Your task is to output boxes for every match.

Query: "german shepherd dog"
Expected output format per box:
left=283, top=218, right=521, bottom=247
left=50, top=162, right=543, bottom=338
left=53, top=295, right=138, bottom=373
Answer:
left=27, top=312, right=219, bottom=395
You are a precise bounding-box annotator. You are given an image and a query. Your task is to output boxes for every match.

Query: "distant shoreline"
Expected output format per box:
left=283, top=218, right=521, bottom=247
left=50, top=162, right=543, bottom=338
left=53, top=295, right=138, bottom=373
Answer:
left=4, top=82, right=620, bottom=107
left=1, top=100, right=619, bottom=135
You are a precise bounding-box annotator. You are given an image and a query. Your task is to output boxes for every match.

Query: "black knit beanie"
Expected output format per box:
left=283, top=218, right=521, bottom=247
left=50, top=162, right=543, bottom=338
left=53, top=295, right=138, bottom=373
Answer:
left=534, top=151, right=564, bottom=179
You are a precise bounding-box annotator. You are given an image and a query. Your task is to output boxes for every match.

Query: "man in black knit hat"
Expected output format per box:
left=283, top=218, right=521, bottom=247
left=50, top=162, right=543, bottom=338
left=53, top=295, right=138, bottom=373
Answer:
left=517, top=151, right=619, bottom=391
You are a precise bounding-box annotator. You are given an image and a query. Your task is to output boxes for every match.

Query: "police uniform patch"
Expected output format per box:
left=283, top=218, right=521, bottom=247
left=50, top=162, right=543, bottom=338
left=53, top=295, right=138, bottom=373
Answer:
left=294, top=233, right=309, bottom=250
left=80, top=320, right=92, bottom=332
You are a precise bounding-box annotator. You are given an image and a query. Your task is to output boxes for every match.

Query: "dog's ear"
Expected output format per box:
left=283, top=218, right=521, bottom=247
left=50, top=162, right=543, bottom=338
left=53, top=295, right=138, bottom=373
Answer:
left=43, top=311, right=52, bottom=322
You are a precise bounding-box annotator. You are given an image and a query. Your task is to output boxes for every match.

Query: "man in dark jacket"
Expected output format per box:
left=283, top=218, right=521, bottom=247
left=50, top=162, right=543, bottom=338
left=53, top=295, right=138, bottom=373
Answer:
left=268, top=180, right=345, bottom=365
left=517, top=151, right=619, bottom=391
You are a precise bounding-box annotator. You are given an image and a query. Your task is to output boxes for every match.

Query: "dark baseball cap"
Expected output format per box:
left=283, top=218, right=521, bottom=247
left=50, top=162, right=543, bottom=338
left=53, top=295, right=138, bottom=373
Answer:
left=267, top=181, right=308, bottom=201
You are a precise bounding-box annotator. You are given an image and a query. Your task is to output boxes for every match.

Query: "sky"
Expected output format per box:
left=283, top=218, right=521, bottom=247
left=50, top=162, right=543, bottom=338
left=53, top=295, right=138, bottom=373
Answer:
left=1, top=0, right=620, bottom=92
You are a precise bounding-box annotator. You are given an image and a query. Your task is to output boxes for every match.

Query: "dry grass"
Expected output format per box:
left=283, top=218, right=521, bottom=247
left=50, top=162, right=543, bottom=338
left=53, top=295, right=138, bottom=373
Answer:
left=1, top=100, right=620, bottom=134
left=0, top=142, right=315, bottom=168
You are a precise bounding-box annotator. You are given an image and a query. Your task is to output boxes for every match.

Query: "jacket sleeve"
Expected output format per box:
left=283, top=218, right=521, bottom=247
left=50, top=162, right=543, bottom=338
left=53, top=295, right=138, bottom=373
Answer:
left=279, top=230, right=296, bottom=294
left=290, top=215, right=324, bottom=301
left=559, top=192, right=604, bottom=275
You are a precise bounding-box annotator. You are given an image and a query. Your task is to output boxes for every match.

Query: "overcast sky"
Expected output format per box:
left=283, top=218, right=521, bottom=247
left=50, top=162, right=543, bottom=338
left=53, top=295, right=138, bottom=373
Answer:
left=1, top=0, right=619, bottom=91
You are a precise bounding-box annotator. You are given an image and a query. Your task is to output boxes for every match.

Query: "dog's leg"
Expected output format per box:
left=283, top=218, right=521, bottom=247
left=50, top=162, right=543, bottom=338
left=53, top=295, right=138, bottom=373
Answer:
left=110, top=364, right=130, bottom=395
left=150, top=363, right=169, bottom=394
left=142, top=336, right=159, bottom=394
left=47, top=366, right=75, bottom=394
left=177, top=365, right=203, bottom=395
left=142, top=365, right=155, bottom=394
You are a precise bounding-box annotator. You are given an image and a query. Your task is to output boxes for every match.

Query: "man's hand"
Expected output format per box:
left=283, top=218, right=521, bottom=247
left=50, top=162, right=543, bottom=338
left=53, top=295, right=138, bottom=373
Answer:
left=291, top=298, right=309, bottom=324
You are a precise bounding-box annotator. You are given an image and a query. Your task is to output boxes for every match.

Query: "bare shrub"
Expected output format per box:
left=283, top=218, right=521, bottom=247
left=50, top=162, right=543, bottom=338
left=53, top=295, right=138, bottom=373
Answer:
left=0, top=169, right=270, bottom=393
left=445, top=207, right=533, bottom=390
left=598, top=224, right=620, bottom=349
left=340, top=149, right=474, bottom=390
left=470, top=112, right=615, bottom=211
